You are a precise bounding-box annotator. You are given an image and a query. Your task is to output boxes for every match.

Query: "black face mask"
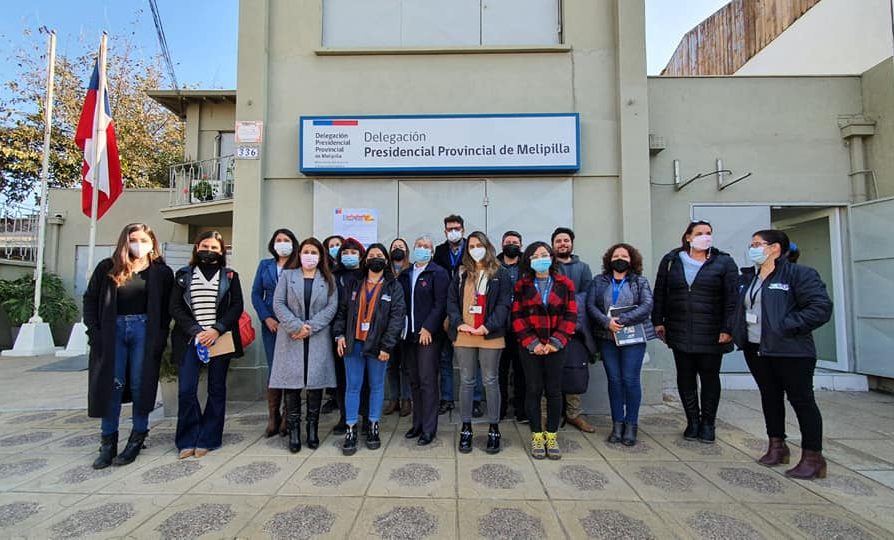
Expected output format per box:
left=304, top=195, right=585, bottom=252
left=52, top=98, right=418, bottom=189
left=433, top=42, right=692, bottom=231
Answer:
left=197, top=250, right=221, bottom=265
left=390, top=248, right=406, bottom=262
left=502, top=244, right=521, bottom=259
left=367, top=258, right=387, bottom=273
left=610, top=259, right=630, bottom=273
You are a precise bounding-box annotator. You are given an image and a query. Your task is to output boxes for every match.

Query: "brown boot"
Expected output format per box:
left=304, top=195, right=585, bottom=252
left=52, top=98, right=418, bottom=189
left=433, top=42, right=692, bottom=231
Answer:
left=279, top=400, right=288, bottom=436
left=400, top=400, right=412, bottom=417
left=382, top=400, right=399, bottom=416
left=566, top=415, right=596, bottom=433
left=266, top=389, right=283, bottom=438
left=785, top=449, right=827, bottom=480
left=758, top=437, right=790, bottom=466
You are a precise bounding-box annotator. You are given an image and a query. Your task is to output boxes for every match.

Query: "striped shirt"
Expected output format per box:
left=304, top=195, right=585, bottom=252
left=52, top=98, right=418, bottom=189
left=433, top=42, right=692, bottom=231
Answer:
left=191, top=268, right=220, bottom=329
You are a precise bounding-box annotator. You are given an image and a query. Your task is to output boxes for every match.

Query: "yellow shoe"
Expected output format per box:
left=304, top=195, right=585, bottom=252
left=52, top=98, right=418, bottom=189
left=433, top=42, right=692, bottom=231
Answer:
left=545, top=432, right=561, bottom=460
left=531, top=432, right=546, bottom=460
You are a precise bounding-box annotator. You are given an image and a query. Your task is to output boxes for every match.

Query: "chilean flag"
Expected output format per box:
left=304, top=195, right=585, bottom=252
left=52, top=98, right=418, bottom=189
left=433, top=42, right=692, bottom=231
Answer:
left=75, top=61, right=122, bottom=219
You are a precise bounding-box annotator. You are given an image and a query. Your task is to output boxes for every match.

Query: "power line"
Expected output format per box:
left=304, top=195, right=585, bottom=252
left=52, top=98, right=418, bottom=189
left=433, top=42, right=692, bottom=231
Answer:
left=148, top=0, right=180, bottom=94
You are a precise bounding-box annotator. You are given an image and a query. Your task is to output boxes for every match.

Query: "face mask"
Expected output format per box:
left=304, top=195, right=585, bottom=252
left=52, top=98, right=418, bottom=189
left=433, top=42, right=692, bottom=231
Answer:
left=196, top=250, right=220, bottom=265
left=531, top=257, right=552, bottom=273
left=502, top=244, right=521, bottom=259
left=414, top=247, right=432, bottom=263
left=469, top=247, right=487, bottom=262
left=301, top=253, right=319, bottom=269
left=690, top=234, right=713, bottom=251
left=749, top=246, right=769, bottom=265
left=446, top=230, right=462, bottom=243
left=341, top=254, right=360, bottom=269
left=274, top=242, right=293, bottom=257
left=328, top=245, right=341, bottom=259
left=367, top=258, right=387, bottom=273
left=390, top=248, right=406, bottom=262
left=610, top=259, right=630, bottom=273
left=129, top=242, right=152, bottom=259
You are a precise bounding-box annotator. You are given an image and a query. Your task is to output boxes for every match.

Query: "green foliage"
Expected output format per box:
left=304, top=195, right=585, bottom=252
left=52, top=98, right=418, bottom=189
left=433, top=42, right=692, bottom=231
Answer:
left=191, top=180, right=215, bottom=202
left=0, top=272, right=79, bottom=326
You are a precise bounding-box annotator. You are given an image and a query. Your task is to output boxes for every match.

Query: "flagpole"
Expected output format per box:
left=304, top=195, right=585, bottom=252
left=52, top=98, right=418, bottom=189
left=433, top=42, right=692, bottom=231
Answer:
left=84, top=32, right=107, bottom=291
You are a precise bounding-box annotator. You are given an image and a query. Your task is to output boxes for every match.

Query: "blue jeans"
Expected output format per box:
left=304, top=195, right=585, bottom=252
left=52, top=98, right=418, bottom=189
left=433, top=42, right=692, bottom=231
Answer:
left=176, top=344, right=230, bottom=450
left=344, top=342, right=387, bottom=425
left=598, top=339, right=646, bottom=425
left=101, top=315, right=149, bottom=437
left=439, top=340, right=482, bottom=403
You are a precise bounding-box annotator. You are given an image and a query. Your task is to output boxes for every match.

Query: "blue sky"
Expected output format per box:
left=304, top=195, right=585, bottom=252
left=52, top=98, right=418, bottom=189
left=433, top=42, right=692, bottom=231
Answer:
left=0, top=0, right=728, bottom=91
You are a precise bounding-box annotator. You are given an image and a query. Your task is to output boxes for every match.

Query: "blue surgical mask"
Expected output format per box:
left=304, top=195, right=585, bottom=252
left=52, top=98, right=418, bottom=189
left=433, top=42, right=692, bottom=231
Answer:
left=414, top=247, right=432, bottom=263
left=531, top=257, right=552, bottom=273
left=341, top=253, right=360, bottom=269
left=748, top=247, right=769, bottom=266
left=328, top=246, right=340, bottom=259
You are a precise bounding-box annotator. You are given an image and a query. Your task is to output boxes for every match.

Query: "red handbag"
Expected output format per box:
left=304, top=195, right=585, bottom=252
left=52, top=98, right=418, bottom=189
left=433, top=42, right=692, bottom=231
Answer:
left=238, top=311, right=256, bottom=348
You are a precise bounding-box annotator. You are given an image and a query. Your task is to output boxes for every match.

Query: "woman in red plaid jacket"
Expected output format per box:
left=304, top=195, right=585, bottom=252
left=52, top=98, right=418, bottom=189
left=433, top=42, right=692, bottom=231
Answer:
left=511, top=241, right=578, bottom=460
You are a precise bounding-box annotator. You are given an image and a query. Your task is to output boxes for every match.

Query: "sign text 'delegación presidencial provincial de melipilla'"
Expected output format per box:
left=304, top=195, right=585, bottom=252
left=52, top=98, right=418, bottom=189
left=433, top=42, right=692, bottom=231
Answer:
left=298, top=113, right=580, bottom=174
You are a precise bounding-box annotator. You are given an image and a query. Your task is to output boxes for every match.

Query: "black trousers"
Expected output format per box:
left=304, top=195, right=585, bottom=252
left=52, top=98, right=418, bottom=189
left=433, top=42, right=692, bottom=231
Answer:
left=521, top=347, right=565, bottom=433
left=672, top=349, right=722, bottom=418
left=743, top=343, right=823, bottom=452
left=498, top=335, right=525, bottom=418
left=404, top=339, right=441, bottom=435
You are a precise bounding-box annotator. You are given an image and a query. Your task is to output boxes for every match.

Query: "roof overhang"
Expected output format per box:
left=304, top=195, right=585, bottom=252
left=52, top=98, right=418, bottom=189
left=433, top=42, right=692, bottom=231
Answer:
left=146, top=90, right=236, bottom=119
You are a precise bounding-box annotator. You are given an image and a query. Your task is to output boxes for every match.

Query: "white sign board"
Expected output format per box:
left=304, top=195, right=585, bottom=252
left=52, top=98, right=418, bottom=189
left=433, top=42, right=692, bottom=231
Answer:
left=235, top=121, right=263, bottom=143
left=333, top=208, right=378, bottom=247
left=299, top=113, right=580, bottom=174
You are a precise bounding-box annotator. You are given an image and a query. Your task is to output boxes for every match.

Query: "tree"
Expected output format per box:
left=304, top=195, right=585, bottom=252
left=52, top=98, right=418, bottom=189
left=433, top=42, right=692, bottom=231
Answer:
left=0, top=28, right=184, bottom=204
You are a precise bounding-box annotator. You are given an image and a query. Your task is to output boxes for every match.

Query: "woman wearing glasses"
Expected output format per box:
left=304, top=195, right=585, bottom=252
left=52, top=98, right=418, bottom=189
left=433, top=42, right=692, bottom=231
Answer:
left=652, top=220, right=738, bottom=443
left=733, top=230, right=832, bottom=479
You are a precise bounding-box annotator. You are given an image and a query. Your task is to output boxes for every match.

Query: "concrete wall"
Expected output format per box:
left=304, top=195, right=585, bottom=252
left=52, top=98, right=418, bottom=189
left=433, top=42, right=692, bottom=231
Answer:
left=184, top=101, right=236, bottom=163
left=862, top=58, right=894, bottom=198
left=736, top=0, right=894, bottom=76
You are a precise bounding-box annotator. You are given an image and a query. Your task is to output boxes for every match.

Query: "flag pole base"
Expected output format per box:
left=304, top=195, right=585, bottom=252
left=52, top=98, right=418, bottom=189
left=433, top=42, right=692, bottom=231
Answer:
left=2, top=322, right=56, bottom=357
left=55, top=322, right=89, bottom=357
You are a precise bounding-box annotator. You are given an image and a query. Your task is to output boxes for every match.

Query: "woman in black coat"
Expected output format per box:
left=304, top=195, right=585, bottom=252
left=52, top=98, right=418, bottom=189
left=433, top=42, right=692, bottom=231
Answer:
left=170, top=230, right=244, bottom=459
left=652, top=220, right=738, bottom=443
left=84, top=223, right=173, bottom=469
left=733, top=229, right=832, bottom=479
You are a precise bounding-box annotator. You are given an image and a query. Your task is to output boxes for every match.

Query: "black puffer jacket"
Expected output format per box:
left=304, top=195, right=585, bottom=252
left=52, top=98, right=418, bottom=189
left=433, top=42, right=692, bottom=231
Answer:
left=652, top=247, right=739, bottom=354
left=333, top=276, right=406, bottom=357
left=732, top=259, right=832, bottom=357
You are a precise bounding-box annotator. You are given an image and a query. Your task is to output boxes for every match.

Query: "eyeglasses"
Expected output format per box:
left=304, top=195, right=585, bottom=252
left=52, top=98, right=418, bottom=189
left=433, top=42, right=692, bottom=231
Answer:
left=446, top=226, right=462, bottom=232
left=749, top=241, right=771, bottom=248
left=690, top=219, right=711, bottom=225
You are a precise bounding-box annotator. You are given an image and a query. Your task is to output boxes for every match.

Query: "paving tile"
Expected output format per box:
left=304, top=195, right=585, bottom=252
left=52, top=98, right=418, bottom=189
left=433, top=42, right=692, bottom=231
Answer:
left=0, top=492, right=88, bottom=538
left=694, top=461, right=827, bottom=504
left=651, top=433, right=754, bottom=462
left=796, top=467, right=894, bottom=507
left=0, top=410, right=73, bottom=430
left=0, top=452, right=86, bottom=492
left=0, top=429, right=73, bottom=454
left=590, top=432, right=678, bottom=461
left=537, top=429, right=602, bottom=460
left=838, top=503, right=894, bottom=535
left=279, top=456, right=379, bottom=496
left=237, top=495, right=363, bottom=539
left=383, top=428, right=456, bottom=459
left=190, top=454, right=305, bottom=495
left=636, top=412, right=687, bottom=434
left=834, top=438, right=894, bottom=462
left=531, top=458, right=639, bottom=501
left=16, top=452, right=163, bottom=495
left=196, top=430, right=264, bottom=456
left=350, top=497, right=456, bottom=539
left=650, top=501, right=790, bottom=540
left=128, top=494, right=268, bottom=539
left=458, top=499, right=564, bottom=539
left=456, top=424, right=529, bottom=459
left=457, top=456, right=547, bottom=500
left=367, top=458, right=456, bottom=499
left=858, top=469, right=894, bottom=489
left=554, top=500, right=679, bottom=539
left=96, top=452, right=231, bottom=495
left=29, top=493, right=177, bottom=539
left=748, top=502, right=890, bottom=539
left=609, top=461, right=732, bottom=503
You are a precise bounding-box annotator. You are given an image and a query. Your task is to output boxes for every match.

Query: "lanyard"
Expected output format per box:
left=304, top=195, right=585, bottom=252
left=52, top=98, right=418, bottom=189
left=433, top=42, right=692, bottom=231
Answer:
left=361, top=279, right=383, bottom=322
left=748, top=276, right=762, bottom=307
left=611, top=277, right=627, bottom=305
left=449, top=241, right=464, bottom=269
left=533, top=277, right=553, bottom=305
left=474, top=271, right=488, bottom=299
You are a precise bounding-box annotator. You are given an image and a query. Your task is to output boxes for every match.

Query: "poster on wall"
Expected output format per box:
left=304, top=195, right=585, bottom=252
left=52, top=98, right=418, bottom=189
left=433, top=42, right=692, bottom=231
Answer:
left=333, top=208, right=378, bottom=247
left=299, top=113, right=580, bottom=174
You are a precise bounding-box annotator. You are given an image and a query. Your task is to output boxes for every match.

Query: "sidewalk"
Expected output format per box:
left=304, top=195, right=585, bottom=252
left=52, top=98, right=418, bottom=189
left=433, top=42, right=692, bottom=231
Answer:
left=1, top=354, right=893, bottom=538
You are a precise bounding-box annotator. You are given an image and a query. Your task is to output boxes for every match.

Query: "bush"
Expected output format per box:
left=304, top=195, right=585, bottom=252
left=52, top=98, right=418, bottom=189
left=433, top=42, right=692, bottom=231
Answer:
left=0, top=273, right=79, bottom=327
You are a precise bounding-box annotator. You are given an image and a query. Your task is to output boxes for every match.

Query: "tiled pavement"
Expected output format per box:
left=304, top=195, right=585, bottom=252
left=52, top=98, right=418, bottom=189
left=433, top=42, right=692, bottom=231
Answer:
left=1, top=389, right=894, bottom=538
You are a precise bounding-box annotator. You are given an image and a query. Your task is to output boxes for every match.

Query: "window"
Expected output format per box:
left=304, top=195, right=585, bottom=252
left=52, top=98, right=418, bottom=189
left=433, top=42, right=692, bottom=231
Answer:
left=322, top=0, right=561, bottom=48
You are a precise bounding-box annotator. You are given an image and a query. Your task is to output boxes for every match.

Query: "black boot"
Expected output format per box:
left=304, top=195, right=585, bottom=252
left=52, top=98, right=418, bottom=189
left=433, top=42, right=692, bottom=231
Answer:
left=486, top=423, right=501, bottom=454
left=681, top=390, right=701, bottom=440
left=622, top=424, right=638, bottom=447
left=112, top=430, right=148, bottom=466
left=459, top=422, right=473, bottom=454
left=306, top=390, right=321, bottom=450
left=366, top=421, right=381, bottom=450
left=608, top=422, right=624, bottom=444
left=699, top=386, right=720, bottom=444
left=343, top=424, right=358, bottom=456
left=361, top=416, right=370, bottom=442
left=285, top=390, right=302, bottom=453
left=92, top=432, right=118, bottom=470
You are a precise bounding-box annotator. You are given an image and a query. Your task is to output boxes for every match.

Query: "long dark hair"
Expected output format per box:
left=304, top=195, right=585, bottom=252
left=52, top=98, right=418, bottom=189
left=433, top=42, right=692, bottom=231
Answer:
left=189, top=230, right=227, bottom=267
left=520, top=241, right=561, bottom=279
left=460, top=230, right=500, bottom=279
left=753, top=229, right=791, bottom=257
left=267, top=228, right=298, bottom=258
left=680, top=220, right=713, bottom=251
left=602, top=243, right=643, bottom=275
left=109, top=223, right=162, bottom=286
left=360, top=243, right=394, bottom=279
left=289, top=237, right=335, bottom=294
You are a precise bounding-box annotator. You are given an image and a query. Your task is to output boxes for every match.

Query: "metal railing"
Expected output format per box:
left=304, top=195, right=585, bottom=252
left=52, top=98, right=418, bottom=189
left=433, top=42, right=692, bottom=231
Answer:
left=168, top=155, right=235, bottom=206
left=0, top=203, right=39, bottom=262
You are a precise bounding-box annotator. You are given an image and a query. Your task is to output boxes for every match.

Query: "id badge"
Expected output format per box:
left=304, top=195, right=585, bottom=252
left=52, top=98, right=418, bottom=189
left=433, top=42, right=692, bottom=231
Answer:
left=361, top=322, right=371, bottom=332
left=469, top=305, right=483, bottom=315
left=745, top=312, right=758, bottom=324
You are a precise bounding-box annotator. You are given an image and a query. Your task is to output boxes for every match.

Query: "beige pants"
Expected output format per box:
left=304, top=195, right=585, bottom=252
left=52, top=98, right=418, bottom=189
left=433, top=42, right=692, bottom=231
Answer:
left=540, top=393, right=584, bottom=421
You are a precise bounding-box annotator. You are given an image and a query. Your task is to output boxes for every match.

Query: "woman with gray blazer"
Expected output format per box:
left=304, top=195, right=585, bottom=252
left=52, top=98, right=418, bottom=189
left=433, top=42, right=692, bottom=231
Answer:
left=270, top=237, right=338, bottom=453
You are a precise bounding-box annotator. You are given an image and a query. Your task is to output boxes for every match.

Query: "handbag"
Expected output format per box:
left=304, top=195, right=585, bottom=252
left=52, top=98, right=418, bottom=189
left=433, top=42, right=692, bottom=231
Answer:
left=238, top=311, right=256, bottom=348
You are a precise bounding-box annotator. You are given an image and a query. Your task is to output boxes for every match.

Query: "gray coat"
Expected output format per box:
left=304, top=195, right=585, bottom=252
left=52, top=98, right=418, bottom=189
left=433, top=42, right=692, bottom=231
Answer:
left=587, top=273, right=657, bottom=342
left=269, top=270, right=338, bottom=389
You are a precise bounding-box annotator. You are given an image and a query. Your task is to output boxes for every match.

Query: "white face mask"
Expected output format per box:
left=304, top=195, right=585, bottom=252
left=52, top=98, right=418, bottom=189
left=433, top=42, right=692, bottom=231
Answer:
left=446, top=230, right=462, bottom=243
left=469, top=247, right=487, bottom=262
left=129, top=242, right=152, bottom=259
left=274, top=242, right=293, bottom=257
left=690, top=234, right=713, bottom=252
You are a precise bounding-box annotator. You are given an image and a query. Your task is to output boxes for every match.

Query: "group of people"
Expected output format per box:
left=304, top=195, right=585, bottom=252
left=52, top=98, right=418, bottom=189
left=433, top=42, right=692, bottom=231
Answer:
left=83, top=216, right=832, bottom=480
